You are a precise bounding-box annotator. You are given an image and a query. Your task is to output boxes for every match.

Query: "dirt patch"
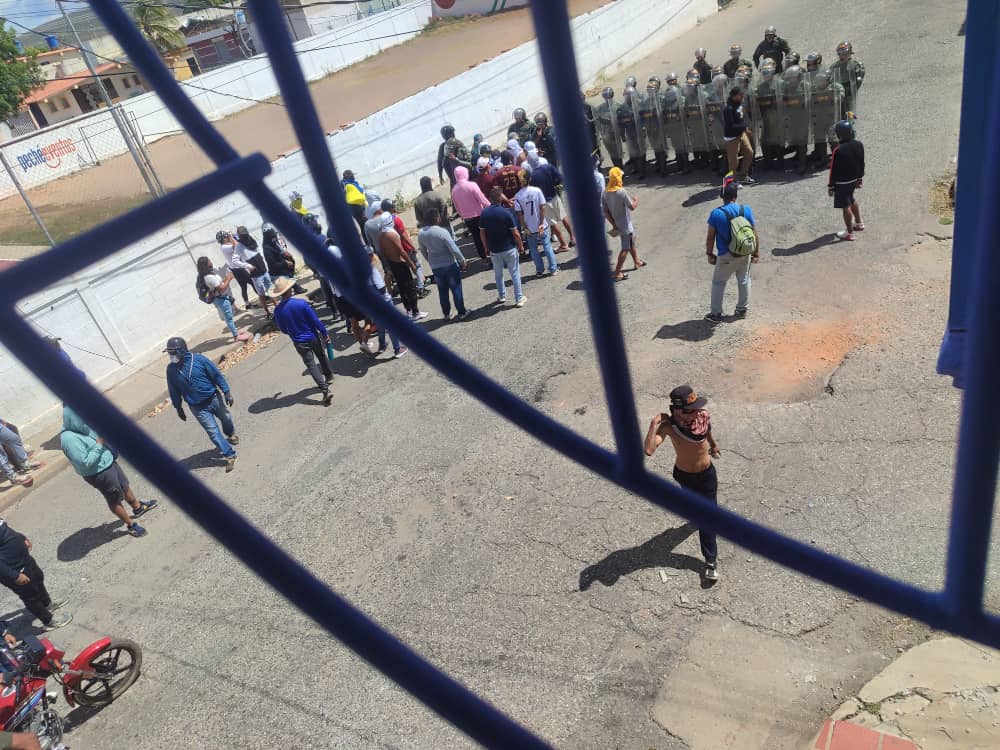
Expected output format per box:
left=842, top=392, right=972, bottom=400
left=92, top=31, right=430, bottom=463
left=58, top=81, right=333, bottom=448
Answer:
left=718, top=317, right=885, bottom=402
left=929, top=174, right=955, bottom=225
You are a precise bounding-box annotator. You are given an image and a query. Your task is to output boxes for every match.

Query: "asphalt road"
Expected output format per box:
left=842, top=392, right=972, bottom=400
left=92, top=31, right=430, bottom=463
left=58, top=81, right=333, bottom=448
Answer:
left=0, top=0, right=979, bottom=748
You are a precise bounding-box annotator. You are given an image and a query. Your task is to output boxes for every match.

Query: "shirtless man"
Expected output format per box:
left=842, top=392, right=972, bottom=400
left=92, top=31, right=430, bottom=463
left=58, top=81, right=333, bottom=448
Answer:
left=376, top=213, right=427, bottom=320
left=644, top=385, right=722, bottom=581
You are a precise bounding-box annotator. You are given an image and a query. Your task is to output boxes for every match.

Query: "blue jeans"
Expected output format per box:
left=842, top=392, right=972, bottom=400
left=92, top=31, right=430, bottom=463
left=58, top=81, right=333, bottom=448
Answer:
left=376, top=289, right=402, bottom=354
left=491, top=248, right=523, bottom=301
left=192, top=393, right=236, bottom=458
left=433, top=263, right=466, bottom=317
left=0, top=423, right=28, bottom=480
left=525, top=225, right=558, bottom=274
left=213, top=296, right=239, bottom=338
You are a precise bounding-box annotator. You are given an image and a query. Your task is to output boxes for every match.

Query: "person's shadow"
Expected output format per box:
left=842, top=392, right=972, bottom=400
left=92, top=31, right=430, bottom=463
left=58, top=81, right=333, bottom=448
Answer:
left=579, top=523, right=705, bottom=590
left=247, top=387, right=326, bottom=413
left=58, top=520, right=129, bottom=562
left=654, top=319, right=717, bottom=341
left=772, top=234, right=837, bottom=257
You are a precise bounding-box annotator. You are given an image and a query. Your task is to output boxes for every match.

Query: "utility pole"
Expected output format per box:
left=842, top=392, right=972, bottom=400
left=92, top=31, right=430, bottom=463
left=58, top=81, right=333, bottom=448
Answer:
left=56, top=0, right=164, bottom=197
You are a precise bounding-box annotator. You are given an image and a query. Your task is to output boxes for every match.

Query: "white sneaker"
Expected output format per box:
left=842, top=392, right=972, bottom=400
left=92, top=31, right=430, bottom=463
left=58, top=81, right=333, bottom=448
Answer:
left=412, top=311, right=428, bottom=321
left=497, top=297, right=507, bottom=304
left=515, top=296, right=527, bottom=308
left=704, top=563, right=719, bottom=581
left=835, top=230, right=856, bottom=241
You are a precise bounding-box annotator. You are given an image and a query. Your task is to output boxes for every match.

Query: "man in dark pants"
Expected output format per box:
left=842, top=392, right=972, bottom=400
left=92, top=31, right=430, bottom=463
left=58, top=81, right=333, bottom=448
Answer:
left=644, top=385, right=723, bottom=582
left=753, top=25, right=791, bottom=72
left=270, top=277, right=334, bottom=407
left=0, top=520, right=71, bottom=630
left=377, top=213, right=427, bottom=320
left=165, top=337, right=240, bottom=472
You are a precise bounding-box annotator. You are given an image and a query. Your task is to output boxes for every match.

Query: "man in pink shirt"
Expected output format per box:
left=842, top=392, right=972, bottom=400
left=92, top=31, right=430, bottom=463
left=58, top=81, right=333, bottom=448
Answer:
left=451, top=166, right=491, bottom=261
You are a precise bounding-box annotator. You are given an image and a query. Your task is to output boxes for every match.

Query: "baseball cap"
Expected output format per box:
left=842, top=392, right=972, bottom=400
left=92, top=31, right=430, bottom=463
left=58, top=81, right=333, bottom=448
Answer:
left=669, top=385, right=707, bottom=410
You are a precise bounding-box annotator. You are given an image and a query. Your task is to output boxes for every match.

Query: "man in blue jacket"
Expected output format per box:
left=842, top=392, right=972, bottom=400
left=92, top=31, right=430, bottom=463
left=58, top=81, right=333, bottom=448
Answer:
left=165, top=337, right=240, bottom=472
left=269, top=277, right=334, bottom=406
left=60, top=405, right=157, bottom=537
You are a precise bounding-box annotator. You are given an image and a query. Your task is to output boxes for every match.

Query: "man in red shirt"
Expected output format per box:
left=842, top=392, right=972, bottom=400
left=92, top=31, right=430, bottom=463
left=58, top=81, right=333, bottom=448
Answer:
left=382, top=199, right=429, bottom=297
left=492, top=151, right=523, bottom=209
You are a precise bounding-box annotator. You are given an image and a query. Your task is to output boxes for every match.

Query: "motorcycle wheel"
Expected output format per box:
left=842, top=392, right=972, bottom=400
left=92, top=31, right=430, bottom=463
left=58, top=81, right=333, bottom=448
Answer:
left=71, top=638, right=143, bottom=707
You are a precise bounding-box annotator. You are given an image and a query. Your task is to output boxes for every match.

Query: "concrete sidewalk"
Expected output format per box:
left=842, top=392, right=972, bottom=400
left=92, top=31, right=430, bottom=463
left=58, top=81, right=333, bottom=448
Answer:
left=810, top=637, right=1000, bottom=750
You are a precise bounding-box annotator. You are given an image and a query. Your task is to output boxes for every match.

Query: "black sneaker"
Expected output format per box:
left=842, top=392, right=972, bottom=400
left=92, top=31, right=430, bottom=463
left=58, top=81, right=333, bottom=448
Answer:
left=733, top=308, right=748, bottom=319
left=704, top=313, right=724, bottom=323
left=741, top=175, right=757, bottom=185
left=322, top=391, right=333, bottom=407
left=127, top=523, right=148, bottom=538
left=225, top=456, right=237, bottom=473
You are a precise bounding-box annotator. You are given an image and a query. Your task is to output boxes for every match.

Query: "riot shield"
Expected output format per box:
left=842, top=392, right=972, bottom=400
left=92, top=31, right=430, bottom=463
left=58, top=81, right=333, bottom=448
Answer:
left=593, top=94, right=624, bottom=167
left=639, top=91, right=665, bottom=154
left=828, top=58, right=861, bottom=117
left=682, top=82, right=709, bottom=157
left=809, top=76, right=843, bottom=163
left=617, top=94, right=645, bottom=166
left=734, top=73, right=760, bottom=152
left=754, top=74, right=782, bottom=167
left=701, top=80, right=728, bottom=155
left=777, top=72, right=812, bottom=149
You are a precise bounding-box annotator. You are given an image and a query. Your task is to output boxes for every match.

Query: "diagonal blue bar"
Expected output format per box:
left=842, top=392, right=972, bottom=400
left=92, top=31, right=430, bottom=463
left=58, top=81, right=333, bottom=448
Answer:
left=247, top=0, right=372, bottom=287
left=0, top=155, right=271, bottom=303
left=942, top=0, right=1000, bottom=616
left=526, top=0, right=645, bottom=478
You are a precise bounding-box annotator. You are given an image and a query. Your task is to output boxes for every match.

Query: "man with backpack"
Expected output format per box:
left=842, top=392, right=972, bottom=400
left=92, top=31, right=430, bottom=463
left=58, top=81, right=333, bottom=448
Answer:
left=704, top=179, right=759, bottom=323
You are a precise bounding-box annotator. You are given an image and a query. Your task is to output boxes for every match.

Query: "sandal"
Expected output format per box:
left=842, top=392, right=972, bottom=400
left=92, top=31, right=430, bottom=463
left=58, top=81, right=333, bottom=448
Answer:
left=614, top=273, right=629, bottom=282
left=634, top=260, right=648, bottom=269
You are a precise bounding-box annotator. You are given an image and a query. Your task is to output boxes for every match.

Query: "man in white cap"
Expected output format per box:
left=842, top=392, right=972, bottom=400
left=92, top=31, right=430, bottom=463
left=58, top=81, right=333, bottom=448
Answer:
left=270, top=277, right=333, bottom=407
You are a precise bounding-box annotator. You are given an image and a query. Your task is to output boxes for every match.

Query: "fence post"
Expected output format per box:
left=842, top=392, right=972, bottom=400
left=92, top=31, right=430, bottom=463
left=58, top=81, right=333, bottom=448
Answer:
left=0, top=149, right=56, bottom=248
left=77, top=122, right=101, bottom=166
left=120, top=105, right=165, bottom=195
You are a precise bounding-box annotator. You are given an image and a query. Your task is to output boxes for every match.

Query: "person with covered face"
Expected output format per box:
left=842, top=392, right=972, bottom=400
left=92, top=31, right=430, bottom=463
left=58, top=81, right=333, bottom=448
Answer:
left=644, top=385, right=722, bottom=582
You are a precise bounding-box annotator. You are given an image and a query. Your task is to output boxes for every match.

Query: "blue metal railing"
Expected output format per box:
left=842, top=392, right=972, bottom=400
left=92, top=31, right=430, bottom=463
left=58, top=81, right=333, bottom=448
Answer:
left=0, top=1, right=994, bottom=746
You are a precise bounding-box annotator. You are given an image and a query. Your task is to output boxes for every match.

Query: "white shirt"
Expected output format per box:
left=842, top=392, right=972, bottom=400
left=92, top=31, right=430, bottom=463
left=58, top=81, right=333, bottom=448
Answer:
left=514, top=185, right=547, bottom=233
left=203, top=273, right=223, bottom=290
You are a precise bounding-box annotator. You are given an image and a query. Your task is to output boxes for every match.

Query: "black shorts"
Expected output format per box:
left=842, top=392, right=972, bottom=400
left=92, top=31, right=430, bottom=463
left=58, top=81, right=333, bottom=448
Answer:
left=334, top=294, right=364, bottom=322
left=83, top=462, right=130, bottom=509
left=833, top=182, right=857, bottom=209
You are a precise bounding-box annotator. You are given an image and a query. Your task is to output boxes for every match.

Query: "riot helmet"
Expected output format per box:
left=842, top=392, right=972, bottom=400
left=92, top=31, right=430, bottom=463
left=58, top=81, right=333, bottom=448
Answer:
left=729, top=43, right=742, bottom=59
left=785, top=51, right=800, bottom=67
left=602, top=86, right=615, bottom=100
left=624, top=75, right=638, bottom=89
left=440, top=124, right=455, bottom=140
left=647, top=75, right=661, bottom=92
left=479, top=143, right=492, bottom=156
left=513, top=107, right=527, bottom=122
left=163, top=336, right=188, bottom=354
left=623, top=85, right=637, bottom=102
left=834, top=119, right=854, bottom=142
left=685, top=69, right=700, bottom=88
left=760, top=60, right=777, bottom=80
left=806, top=51, right=822, bottom=71
left=711, top=65, right=722, bottom=78
left=665, top=72, right=678, bottom=86
left=814, top=71, right=831, bottom=89
left=783, top=64, right=803, bottom=83
left=764, top=25, right=777, bottom=40
left=836, top=41, right=853, bottom=60
left=694, top=47, right=707, bottom=60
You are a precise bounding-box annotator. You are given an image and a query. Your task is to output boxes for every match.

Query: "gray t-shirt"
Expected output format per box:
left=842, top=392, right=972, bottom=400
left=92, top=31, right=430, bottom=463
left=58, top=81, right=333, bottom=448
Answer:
left=602, top=188, right=634, bottom=235
left=418, top=225, right=466, bottom=269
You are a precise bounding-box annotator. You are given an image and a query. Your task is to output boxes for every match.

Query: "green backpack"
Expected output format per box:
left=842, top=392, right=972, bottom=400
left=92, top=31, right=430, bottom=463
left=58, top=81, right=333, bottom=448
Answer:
left=727, top=204, right=757, bottom=256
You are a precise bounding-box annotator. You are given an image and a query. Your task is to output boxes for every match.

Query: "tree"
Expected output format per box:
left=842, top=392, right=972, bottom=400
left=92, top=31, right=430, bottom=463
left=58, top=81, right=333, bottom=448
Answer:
left=132, top=2, right=185, bottom=53
left=0, top=26, right=45, bottom=122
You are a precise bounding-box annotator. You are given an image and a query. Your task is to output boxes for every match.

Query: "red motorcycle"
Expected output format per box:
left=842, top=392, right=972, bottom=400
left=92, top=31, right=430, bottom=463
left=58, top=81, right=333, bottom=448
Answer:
left=0, top=633, right=142, bottom=749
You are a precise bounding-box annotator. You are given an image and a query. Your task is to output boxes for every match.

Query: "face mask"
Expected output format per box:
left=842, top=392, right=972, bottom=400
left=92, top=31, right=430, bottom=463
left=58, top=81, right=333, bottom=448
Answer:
left=169, top=354, right=182, bottom=364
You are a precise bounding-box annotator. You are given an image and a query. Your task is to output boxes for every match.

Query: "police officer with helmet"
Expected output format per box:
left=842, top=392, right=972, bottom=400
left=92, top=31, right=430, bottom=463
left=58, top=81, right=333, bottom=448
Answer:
left=723, top=43, right=753, bottom=79
left=639, top=76, right=668, bottom=176
left=753, top=25, right=791, bottom=72
left=662, top=73, right=691, bottom=174
left=693, top=48, right=712, bottom=84
left=508, top=108, right=533, bottom=145
left=828, top=41, right=865, bottom=117
left=595, top=87, right=624, bottom=169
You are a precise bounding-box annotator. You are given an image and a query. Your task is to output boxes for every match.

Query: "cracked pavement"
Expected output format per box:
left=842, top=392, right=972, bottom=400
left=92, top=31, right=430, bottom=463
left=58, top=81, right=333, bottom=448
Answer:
left=0, top=0, right=986, bottom=748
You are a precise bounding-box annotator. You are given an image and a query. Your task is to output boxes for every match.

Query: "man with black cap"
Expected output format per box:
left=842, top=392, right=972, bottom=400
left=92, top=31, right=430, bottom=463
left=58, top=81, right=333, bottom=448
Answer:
left=164, top=337, right=239, bottom=472
left=704, top=178, right=759, bottom=322
left=644, top=385, right=722, bottom=582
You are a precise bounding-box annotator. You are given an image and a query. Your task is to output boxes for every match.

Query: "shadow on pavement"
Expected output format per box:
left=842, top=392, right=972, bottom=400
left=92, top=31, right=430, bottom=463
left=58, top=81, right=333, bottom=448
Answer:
left=682, top=186, right=720, bottom=207
left=180, top=447, right=227, bottom=471
left=63, top=704, right=109, bottom=734
left=58, top=521, right=129, bottom=562
left=655, top=319, right=717, bottom=342
left=247, top=388, right=327, bottom=413
left=772, top=234, right=838, bottom=257
left=579, top=523, right=702, bottom=590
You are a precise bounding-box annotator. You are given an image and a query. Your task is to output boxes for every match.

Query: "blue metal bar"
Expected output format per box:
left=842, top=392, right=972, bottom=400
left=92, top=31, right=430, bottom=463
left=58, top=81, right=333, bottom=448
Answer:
left=942, top=2, right=1000, bottom=617
left=0, top=310, right=554, bottom=750
left=526, top=0, right=645, bottom=478
left=937, top=5, right=997, bottom=387
left=246, top=0, right=371, bottom=287
left=0, top=155, right=271, bottom=303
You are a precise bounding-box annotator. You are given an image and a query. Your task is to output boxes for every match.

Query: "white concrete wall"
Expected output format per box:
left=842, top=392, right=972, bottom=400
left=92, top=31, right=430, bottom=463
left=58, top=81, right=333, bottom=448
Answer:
left=0, top=0, right=433, bottom=198
left=431, top=0, right=529, bottom=18
left=0, top=0, right=716, bottom=434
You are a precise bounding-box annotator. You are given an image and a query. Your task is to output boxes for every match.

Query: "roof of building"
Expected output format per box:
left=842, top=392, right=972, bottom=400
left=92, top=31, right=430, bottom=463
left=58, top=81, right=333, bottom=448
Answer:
left=24, top=62, right=121, bottom=105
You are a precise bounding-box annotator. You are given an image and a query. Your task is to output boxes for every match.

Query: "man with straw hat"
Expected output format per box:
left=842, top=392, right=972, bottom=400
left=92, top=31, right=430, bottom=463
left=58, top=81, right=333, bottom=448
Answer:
left=269, top=276, right=334, bottom=407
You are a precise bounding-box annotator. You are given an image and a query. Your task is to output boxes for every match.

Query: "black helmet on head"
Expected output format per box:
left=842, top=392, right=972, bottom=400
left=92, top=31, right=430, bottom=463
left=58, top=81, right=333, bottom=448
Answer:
left=694, top=47, right=707, bottom=60
left=624, top=75, right=637, bottom=89
left=685, top=69, right=700, bottom=86
left=647, top=75, right=661, bottom=91
left=806, top=51, right=822, bottom=69
left=836, top=41, right=853, bottom=58
left=623, top=85, right=636, bottom=101
left=163, top=336, right=187, bottom=353
left=602, top=86, right=615, bottom=100
left=835, top=119, right=855, bottom=142
left=440, top=124, right=455, bottom=140
left=261, top=221, right=276, bottom=236
left=785, top=51, right=800, bottom=66
left=215, top=230, right=230, bottom=243
left=765, top=25, right=777, bottom=38
left=665, top=71, right=678, bottom=85
left=513, top=107, right=527, bottom=122
left=533, top=112, right=548, bottom=126
left=729, top=43, right=742, bottom=58
left=480, top=143, right=492, bottom=155
left=303, top=213, right=322, bottom=234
